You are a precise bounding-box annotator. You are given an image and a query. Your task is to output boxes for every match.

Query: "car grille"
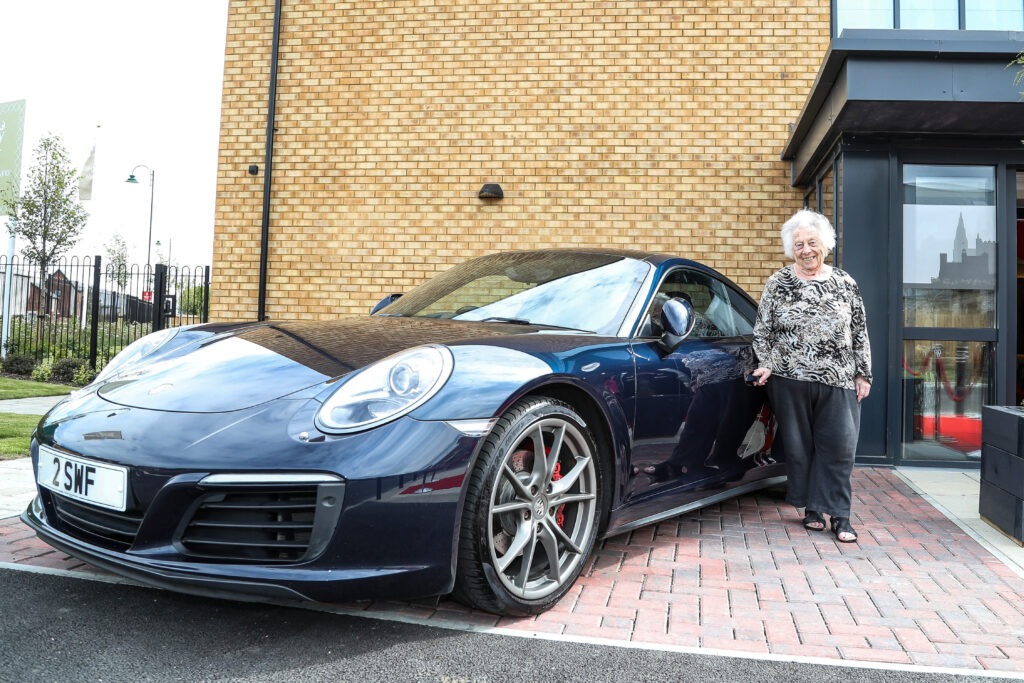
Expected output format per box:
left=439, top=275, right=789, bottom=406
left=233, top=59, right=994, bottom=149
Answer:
left=179, top=488, right=319, bottom=563
left=51, top=495, right=144, bottom=551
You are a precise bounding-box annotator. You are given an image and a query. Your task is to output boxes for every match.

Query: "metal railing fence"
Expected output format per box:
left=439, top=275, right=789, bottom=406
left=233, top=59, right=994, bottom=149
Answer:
left=0, top=255, right=210, bottom=369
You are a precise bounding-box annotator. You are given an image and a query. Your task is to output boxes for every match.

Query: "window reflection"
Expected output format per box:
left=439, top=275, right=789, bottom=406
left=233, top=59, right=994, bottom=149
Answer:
left=901, top=0, right=959, bottom=29
left=966, top=0, right=1024, bottom=29
left=383, top=251, right=651, bottom=336
left=834, top=0, right=1024, bottom=33
left=902, top=340, right=994, bottom=462
left=835, top=0, right=892, bottom=34
left=902, top=165, right=997, bottom=328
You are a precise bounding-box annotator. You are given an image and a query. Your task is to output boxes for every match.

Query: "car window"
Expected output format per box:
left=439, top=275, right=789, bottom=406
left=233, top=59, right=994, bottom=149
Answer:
left=380, top=252, right=652, bottom=335
left=641, top=268, right=753, bottom=338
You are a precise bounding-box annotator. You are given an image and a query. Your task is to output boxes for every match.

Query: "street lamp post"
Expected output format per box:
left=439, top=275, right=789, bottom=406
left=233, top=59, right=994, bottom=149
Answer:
left=125, top=165, right=155, bottom=267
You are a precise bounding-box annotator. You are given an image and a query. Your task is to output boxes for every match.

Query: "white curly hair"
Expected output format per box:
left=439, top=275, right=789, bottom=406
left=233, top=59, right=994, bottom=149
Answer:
left=780, top=209, right=836, bottom=260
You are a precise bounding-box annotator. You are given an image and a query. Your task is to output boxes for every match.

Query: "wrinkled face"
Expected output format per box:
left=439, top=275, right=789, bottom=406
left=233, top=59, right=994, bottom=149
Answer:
left=791, top=226, right=827, bottom=277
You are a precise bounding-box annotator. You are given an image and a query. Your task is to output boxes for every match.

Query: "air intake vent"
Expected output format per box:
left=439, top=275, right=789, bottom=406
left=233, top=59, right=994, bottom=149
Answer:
left=51, top=494, right=144, bottom=551
left=179, top=488, right=319, bottom=563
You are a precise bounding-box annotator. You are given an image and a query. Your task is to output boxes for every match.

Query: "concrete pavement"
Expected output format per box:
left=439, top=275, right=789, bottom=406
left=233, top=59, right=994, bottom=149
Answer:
left=0, top=395, right=63, bottom=518
left=0, top=395, right=68, bottom=415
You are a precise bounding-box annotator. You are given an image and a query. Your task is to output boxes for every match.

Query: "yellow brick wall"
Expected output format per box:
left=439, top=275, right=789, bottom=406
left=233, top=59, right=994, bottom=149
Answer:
left=212, top=0, right=831, bottom=321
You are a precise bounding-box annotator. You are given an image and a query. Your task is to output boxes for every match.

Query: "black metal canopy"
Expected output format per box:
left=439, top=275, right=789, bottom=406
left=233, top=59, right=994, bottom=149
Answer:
left=783, top=30, right=1024, bottom=186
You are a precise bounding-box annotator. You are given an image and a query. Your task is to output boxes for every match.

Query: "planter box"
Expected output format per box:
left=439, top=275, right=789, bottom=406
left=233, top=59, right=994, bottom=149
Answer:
left=980, top=406, right=1024, bottom=544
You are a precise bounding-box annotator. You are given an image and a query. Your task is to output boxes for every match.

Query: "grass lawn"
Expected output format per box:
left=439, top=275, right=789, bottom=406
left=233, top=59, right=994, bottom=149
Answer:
left=0, top=377, right=72, bottom=460
left=0, top=376, right=73, bottom=400
left=0, top=413, right=42, bottom=460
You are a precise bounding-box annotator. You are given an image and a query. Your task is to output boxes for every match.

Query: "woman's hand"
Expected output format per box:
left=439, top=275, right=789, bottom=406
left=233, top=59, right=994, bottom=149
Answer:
left=751, top=367, right=771, bottom=386
left=855, top=376, right=871, bottom=403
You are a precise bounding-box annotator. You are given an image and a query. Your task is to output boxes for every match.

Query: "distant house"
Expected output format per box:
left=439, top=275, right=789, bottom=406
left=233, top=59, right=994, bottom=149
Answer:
left=27, top=269, right=84, bottom=319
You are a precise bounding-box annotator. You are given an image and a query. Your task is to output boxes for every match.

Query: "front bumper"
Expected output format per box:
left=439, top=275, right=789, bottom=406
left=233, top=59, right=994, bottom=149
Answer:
left=21, top=493, right=451, bottom=603
left=24, top=396, right=486, bottom=604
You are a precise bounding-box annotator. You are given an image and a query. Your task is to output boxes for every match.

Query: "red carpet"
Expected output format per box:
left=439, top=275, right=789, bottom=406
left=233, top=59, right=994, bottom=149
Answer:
left=916, top=414, right=981, bottom=453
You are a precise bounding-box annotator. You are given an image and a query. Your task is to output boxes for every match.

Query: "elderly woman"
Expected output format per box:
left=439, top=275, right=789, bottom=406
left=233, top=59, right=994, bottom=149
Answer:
left=749, top=210, right=871, bottom=543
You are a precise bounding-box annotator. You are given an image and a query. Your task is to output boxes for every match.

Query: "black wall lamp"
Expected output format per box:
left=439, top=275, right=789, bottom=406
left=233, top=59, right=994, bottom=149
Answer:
left=478, top=183, right=503, bottom=200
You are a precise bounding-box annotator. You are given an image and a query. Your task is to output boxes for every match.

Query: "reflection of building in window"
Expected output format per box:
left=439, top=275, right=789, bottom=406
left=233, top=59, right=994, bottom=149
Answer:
left=933, top=212, right=996, bottom=288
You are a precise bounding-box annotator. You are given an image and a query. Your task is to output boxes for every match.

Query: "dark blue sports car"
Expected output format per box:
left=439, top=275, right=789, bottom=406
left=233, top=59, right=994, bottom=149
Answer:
left=22, top=249, right=782, bottom=616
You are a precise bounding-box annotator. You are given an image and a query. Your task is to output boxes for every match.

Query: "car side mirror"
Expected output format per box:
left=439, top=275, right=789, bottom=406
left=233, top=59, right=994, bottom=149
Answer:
left=657, top=297, right=695, bottom=353
left=370, top=293, right=402, bottom=314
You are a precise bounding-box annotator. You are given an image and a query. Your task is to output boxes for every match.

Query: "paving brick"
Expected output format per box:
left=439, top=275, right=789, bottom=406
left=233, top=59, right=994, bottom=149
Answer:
left=893, top=627, right=939, bottom=654
left=837, top=647, right=913, bottom=665
left=909, top=652, right=987, bottom=669
left=633, top=630, right=700, bottom=648
left=976, top=657, right=1023, bottom=672
left=769, top=643, right=841, bottom=659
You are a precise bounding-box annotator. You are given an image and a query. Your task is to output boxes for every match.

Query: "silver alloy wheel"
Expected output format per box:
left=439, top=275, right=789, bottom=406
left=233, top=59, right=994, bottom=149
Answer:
left=485, top=415, right=598, bottom=600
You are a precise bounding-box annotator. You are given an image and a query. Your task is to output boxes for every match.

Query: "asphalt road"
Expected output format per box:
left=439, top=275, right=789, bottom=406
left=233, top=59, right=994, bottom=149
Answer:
left=0, top=568, right=1012, bottom=683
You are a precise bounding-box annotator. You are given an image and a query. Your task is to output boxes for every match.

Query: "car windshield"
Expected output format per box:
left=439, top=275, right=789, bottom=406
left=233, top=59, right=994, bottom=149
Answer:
left=378, top=251, right=651, bottom=335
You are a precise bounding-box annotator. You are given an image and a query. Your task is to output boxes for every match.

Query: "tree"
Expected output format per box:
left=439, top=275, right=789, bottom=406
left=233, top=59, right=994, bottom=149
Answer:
left=179, top=283, right=209, bottom=316
left=1, top=135, right=88, bottom=317
left=104, top=234, right=129, bottom=319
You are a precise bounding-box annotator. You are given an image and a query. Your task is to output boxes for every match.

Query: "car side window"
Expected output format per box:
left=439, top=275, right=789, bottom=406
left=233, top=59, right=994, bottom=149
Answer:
left=641, top=268, right=753, bottom=338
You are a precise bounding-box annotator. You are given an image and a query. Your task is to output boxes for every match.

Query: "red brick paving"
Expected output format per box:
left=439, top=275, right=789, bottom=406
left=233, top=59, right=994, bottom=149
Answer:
left=3, top=468, right=1024, bottom=672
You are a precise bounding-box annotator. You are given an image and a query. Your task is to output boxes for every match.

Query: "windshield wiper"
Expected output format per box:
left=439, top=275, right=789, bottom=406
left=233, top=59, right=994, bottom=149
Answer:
left=476, top=317, right=592, bottom=333
left=479, top=316, right=533, bottom=325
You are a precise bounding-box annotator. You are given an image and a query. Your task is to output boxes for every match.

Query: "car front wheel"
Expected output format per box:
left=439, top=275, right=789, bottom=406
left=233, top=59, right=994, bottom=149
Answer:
left=453, top=396, right=602, bottom=616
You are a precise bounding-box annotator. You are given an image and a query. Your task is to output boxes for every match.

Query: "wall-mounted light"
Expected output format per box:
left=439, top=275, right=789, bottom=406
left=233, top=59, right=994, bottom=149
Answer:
left=478, top=183, right=503, bottom=200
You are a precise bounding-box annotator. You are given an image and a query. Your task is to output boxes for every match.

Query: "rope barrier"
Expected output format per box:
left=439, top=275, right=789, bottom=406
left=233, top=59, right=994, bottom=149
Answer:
left=902, top=345, right=990, bottom=403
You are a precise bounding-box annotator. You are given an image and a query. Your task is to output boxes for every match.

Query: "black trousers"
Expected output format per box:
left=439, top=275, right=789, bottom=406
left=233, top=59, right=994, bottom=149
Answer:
left=767, top=375, right=861, bottom=518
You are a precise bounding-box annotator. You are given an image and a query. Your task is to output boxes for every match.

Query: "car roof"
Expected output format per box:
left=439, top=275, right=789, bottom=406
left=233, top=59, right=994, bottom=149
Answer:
left=493, top=247, right=686, bottom=267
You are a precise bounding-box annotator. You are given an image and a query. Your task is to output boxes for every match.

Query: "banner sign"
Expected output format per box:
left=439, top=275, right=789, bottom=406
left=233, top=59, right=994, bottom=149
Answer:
left=0, top=99, right=26, bottom=216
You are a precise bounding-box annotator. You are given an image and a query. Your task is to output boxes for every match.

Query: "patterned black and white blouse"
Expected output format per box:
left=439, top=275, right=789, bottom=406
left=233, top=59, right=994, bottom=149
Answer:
left=752, top=266, right=872, bottom=391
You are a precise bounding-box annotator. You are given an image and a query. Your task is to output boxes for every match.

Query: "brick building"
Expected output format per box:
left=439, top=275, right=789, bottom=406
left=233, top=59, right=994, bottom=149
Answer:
left=211, top=1, right=1024, bottom=466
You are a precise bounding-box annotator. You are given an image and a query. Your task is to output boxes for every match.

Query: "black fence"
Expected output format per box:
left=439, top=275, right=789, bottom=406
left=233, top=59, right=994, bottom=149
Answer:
left=0, top=255, right=210, bottom=369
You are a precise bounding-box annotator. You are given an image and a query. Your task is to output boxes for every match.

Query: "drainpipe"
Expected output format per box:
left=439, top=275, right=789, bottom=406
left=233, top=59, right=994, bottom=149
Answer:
left=257, top=0, right=283, bottom=321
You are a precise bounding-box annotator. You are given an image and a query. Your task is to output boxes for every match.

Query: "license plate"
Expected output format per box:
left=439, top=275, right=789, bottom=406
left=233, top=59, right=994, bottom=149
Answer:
left=37, top=445, right=128, bottom=512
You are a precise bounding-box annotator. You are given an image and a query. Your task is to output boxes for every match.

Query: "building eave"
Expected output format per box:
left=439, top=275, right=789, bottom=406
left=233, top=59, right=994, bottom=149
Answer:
left=783, top=29, right=1024, bottom=187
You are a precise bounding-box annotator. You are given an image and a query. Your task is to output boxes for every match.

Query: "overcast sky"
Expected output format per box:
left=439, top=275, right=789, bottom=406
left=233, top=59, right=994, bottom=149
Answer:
left=0, top=1, right=230, bottom=268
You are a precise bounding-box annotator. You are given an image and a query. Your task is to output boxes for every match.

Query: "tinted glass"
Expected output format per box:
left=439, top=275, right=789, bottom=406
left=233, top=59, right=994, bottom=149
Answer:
left=902, top=165, right=996, bottom=329
left=901, top=0, right=959, bottom=28
left=641, top=268, right=753, bottom=338
left=379, top=251, right=651, bottom=335
left=902, top=339, right=994, bottom=462
left=835, top=0, right=893, bottom=34
left=966, top=0, right=1024, bottom=29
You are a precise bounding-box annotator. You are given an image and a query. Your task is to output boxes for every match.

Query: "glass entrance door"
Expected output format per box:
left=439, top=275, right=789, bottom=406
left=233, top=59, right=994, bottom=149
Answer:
left=900, top=164, right=999, bottom=464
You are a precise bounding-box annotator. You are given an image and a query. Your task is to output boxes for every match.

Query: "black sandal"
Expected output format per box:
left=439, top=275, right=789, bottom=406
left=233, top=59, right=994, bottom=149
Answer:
left=802, top=510, right=826, bottom=531
left=830, top=516, right=858, bottom=543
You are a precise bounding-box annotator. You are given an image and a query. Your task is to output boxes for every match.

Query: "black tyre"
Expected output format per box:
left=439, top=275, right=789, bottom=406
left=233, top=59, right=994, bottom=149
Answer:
left=453, top=396, right=603, bottom=616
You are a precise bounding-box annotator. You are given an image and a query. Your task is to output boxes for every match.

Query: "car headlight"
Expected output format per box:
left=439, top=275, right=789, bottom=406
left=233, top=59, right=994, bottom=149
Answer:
left=93, top=327, right=181, bottom=384
left=315, top=345, right=454, bottom=434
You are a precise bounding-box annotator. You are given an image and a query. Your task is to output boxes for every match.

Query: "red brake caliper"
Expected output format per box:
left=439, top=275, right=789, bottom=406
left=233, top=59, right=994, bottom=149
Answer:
left=551, top=457, right=565, bottom=528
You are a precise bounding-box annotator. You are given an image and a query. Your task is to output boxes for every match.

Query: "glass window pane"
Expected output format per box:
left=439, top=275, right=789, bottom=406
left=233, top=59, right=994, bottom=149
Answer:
left=820, top=166, right=835, bottom=252
left=967, top=0, right=1024, bottom=29
left=836, top=0, right=894, bottom=35
left=836, top=157, right=845, bottom=268
left=901, top=0, right=959, bottom=29
left=903, top=165, right=997, bottom=328
left=902, top=340, right=994, bottom=462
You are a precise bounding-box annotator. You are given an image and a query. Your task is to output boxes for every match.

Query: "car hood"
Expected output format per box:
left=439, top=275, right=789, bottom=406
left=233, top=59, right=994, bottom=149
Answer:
left=95, top=316, right=575, bottom=413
